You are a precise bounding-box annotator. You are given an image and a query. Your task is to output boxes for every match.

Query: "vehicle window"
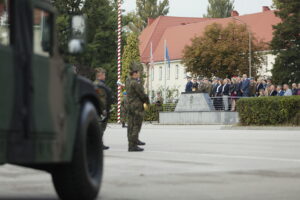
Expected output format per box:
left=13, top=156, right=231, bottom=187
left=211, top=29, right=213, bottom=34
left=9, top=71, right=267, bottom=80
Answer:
left=0, top=0, right=9, bottom=46
left=33, top=8, right=52, bottom=57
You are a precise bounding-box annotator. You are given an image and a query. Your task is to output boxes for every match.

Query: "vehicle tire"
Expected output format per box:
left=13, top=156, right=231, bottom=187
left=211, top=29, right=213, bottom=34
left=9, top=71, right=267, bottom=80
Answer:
left=51, top=101, right=103, bottom=200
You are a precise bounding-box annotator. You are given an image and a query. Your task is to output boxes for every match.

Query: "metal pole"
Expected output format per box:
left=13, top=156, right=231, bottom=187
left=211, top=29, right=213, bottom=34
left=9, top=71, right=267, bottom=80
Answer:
left=164, top=40, right=167, bottom=104
left=150, top=42, right=153, bottom=103
left=117, top=0, right=122, bottom=123
left=249, top=31, right=252, bottom=78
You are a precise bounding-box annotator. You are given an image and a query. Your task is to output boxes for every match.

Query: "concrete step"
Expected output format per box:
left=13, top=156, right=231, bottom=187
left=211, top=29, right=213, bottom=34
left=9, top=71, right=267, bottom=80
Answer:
left=159, top=111, right=239, bottom=125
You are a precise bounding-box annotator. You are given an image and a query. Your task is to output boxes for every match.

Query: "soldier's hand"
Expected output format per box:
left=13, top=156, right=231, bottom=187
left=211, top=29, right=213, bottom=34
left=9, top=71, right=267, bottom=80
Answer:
left=143, top=103, right=149, bottom=111
left=102, top=109, right=107, bottom=117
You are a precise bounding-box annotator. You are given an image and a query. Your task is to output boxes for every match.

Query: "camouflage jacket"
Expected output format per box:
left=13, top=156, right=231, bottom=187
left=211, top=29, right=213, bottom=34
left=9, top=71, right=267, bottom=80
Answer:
left=121, top=96, right=128, bottom=114
left=125, top=78, right=149, bottom=112
left=94, top=79, right=113, bottom=115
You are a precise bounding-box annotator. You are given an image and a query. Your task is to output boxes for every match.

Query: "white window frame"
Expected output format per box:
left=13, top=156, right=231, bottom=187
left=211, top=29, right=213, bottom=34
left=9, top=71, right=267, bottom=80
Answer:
left=159, top=66, right=162, bottom=81
left=167, top=64, right=170, bottom=80
left=175, top=65, right=179, bottom=80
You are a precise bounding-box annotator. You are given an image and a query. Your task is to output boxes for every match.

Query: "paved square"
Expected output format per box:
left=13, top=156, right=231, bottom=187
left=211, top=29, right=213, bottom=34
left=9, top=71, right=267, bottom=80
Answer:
left=0, top=124, right=300, bottom=200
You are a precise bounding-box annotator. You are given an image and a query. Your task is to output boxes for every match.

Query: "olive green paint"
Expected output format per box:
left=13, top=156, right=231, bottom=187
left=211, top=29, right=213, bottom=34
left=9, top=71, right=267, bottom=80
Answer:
left=0, top=46, right=14, bottom=164
left=0, top=0, right=101, bottom=166
left=32, top=55, right=54, bottom=136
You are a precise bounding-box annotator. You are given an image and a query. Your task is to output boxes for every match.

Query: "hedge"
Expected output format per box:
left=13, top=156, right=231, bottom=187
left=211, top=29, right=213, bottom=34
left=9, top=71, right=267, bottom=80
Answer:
left=108, top=104, right=176, bottom=123
left=236, top=96, right=300, bottom=126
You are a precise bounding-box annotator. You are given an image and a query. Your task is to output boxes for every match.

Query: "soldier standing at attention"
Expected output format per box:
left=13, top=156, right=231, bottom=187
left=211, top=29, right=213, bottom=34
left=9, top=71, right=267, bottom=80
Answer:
left=94, top=68, right=112, bottom=150
left=120, top=91, right=128, bottom=128
left=126, top=63, right=149, bottom=152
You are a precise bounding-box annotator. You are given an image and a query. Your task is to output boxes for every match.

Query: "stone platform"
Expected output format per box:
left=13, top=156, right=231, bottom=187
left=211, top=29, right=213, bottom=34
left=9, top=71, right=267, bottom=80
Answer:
left=160, top=93, right=239, bottom=125
left=159, top=111, right=239, bottom=125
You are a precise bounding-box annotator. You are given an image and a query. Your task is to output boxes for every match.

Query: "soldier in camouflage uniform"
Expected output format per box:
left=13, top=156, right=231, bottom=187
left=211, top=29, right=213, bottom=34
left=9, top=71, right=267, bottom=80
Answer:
left=120, top=91, right=128, bottom=128
left=94, top=68, right=113, bottom=150
left=126, top=62, right=149, bottom=152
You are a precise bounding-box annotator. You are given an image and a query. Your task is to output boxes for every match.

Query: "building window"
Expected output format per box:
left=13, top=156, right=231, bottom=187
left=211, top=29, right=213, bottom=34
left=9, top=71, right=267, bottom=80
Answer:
left=151, top=66, right=154, bottom=81
left=167, top=64, right=170, bottom=80
left=183, top=68, right=187, bottom=79
left=159, top=66, right=162, bottom=81
left=175, top=65, right=179, bottom=79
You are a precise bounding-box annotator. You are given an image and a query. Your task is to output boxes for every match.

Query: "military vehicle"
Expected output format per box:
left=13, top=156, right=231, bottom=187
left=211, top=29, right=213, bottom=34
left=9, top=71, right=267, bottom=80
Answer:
left=0, top=0, right=104, bottom=199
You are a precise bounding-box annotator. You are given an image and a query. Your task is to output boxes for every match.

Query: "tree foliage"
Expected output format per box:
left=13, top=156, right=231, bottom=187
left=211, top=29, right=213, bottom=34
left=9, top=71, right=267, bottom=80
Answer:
left=121, top=33, right=141, bottom=84
left=51, top=0, right=118, bottom=93
left=271, top=0, right=300, bottom=84
left=203, top=0, right=235, bottom=18
left=133, top=0, right=169, bottom=31
left=182, top=23, right=265, bottom=78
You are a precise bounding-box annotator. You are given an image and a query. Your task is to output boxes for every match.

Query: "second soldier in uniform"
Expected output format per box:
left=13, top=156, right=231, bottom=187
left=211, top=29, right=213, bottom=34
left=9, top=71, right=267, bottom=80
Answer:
left=94, top=68, right=113, bottom=150
left=120, top=91, right=128, bottom=128
left=126, top=62, right=149, bottom=152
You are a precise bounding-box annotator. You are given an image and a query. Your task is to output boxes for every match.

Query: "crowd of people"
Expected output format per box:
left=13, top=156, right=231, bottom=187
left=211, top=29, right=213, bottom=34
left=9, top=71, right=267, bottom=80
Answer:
left=185, top=74, right=300, bottom=111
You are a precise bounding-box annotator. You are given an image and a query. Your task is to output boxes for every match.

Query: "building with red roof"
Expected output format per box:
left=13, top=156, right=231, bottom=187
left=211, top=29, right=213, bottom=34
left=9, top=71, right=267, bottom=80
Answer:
left=139, top=7, right=281, bottom=102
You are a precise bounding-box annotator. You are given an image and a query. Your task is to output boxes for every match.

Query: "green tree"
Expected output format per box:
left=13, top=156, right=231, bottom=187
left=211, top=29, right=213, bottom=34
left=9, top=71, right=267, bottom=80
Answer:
left=204, top=0, right=235, bottom=18
left=51, top=0, right=118, bottom=93
left=182, top=23, right=265, bottom=78
left=134, top=0, right=169, bottom=31
left=271, top=0, right=300, bottom=84
left=122, top=33, right=141, bottom=84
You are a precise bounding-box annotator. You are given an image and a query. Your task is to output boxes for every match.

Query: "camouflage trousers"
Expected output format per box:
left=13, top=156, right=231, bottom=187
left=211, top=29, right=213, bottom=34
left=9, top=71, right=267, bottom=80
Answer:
left=98, top=116, right=108, bottom=137
left=127, top=111, right=144, bottom=148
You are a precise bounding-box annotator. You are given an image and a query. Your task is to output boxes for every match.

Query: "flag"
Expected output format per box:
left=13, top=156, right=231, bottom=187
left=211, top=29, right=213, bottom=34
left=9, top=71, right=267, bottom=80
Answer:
left=165, top=46, right=170, bottom=66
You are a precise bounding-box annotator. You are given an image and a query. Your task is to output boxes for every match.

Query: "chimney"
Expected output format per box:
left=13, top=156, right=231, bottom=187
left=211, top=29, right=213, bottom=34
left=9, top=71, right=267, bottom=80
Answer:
left=262, top=6, right=270, bottom=12
left=231, top=10, right=239, bottom=17
left=147, top=18, right=155, bottom=26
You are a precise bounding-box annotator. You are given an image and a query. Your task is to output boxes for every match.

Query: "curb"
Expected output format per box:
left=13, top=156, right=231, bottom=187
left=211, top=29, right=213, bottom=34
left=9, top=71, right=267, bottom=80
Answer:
left=221, top=125, right=300, bottom=131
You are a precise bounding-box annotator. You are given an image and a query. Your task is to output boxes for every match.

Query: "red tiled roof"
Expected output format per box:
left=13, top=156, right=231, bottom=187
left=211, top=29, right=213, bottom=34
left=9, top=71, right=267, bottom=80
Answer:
left=140, top=10, right=281, bottom=63
left=139, top=16, right=211, bottom=63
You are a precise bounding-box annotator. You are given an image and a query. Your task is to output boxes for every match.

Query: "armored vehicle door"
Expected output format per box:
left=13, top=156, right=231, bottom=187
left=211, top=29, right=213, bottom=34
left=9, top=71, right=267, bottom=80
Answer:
left=0, top=0, right=13, bottom=163
left=29, top=1, right=66, bottom=162
left=1, top=0, right=66, bottom=164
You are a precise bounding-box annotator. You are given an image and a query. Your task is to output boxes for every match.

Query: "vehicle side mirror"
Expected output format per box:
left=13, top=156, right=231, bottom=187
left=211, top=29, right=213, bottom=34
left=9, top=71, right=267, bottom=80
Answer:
left=68, top=15, right=86, bottom=54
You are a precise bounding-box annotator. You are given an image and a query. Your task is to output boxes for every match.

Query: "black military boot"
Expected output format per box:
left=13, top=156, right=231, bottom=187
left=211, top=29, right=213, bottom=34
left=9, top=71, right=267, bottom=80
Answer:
left=137, top=140, right=146, bottom=146
left=102, top=144, right=110, bottom=150
left=122, top=122, right=127, bottom=128
left=128, top=146, right=144, bottom=152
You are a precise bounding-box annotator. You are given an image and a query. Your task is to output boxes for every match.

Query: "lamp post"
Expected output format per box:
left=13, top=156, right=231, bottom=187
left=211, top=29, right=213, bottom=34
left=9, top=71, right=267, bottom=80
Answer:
left=231, top=17, right=252, bottom=78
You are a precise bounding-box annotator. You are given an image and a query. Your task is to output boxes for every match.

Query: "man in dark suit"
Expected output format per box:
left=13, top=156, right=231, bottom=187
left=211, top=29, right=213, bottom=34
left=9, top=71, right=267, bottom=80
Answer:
left=256, top=79, right=265, bottom=96
left=241, top=74, right=250, bottom=97
left=292, top=83, right=298, bottom=95
left=236, top=76, right=243, bottom=97
left=211, top=78, right=219, bottom=97
left=269, top=85, right=278, bottom=96
left=192, top=77, right=199, bottom=92
left=185, top=76, right=193, bottom=93
left=277, top=85, right=285, bottom=96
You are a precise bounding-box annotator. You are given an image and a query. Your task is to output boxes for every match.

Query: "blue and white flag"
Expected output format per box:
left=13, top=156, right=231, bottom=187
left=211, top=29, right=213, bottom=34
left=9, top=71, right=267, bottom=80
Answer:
left=165, top=46, right=170, bottom=66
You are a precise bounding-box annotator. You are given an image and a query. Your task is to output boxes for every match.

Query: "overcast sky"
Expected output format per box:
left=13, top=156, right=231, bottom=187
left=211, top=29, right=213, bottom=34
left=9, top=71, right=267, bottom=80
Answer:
left=123, top=0, right=274, bottom=17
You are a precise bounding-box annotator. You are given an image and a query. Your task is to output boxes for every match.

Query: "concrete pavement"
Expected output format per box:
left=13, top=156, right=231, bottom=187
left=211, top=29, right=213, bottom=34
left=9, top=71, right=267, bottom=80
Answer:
left=0, top=124, right=300, bottom=200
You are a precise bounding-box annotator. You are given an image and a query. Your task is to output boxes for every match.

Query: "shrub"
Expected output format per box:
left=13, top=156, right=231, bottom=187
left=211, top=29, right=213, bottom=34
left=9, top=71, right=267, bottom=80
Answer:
left=236, top=96, right=300, bottom=126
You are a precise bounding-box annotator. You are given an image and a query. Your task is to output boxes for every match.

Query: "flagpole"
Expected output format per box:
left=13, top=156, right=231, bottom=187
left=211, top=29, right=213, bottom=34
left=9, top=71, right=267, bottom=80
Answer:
left=150, top=42, right=153, bottom=103
left=117, top=0, right=122, bottom=123
left=164, top=40, right=167, bottom=104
